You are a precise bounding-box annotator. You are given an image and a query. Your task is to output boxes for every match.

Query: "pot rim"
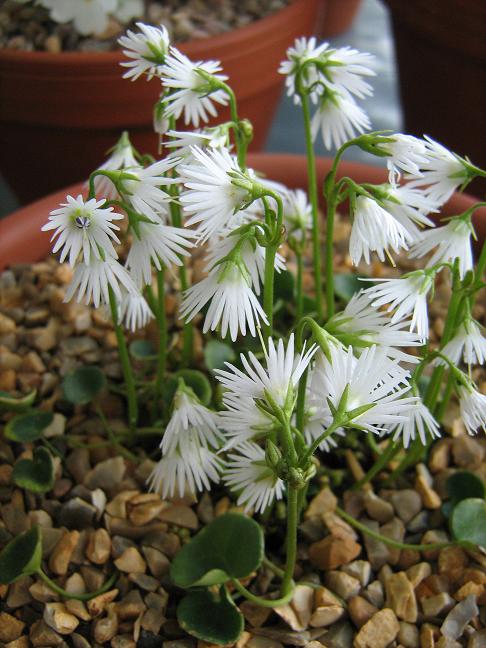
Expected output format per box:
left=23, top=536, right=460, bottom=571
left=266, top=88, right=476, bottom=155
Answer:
left=0, top=0, right=313, bottom=66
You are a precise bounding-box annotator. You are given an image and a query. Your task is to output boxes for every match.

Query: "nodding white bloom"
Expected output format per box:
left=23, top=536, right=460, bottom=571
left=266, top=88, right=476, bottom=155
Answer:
left=386, top=399, right=440, bottom=448
left=350, top=196, right=413, bottom=266
left=118, top=292, right=153, bottom=332
left=304, top=364, right=346, bottom=451
left=161, top=387, right=223, bottom=455
left=160, top=48, right=229, bottom=127
left=118, top=158, right=179, bottom=222
left=321, top=45, right=375, bottom=99
left=93, top=132, right=140, bottom=199
left=216, top=334, right=317, bottom=409
left=283, top=189, right=312, bottom=240
left=126, top=219, right=196, bottom=287
left=407, top=136, right=470, bottom=205
left=118, top=23, right=170, bottom=80
left=41, top=0, right=116, bottom=36
left=219, top=396, right=275, bottom=450
left=311, top=91, right=371, bottom=150
left=42, top=195, right=123, bottom=266
left=382, top=185, right=437, bottom=241
left=410, top=218, right=473, bottom=279
left=279, top=36, right=328, bottom=103
left=179, top=146, right=249, bottom=242
left=458, top=385, right=486, bottom=436
left=362, top=272, right=433, bottom=342
left=224, top=442, right=285, bottom=513
left=165, top=127, right=230, bottom=161
left=310, top=345, right=417, bottom=435
left=384, top=134, right=429, bottom=181
left=64, top=258, right=138, bottom=308
left=439, top=320, right=486, bottom=366
left=180, top=260, right=267, bottom=342
left=114, top=0, right=144, bottom=23
left=147, top=434, right=222, bottom=498
left=327, top=291, right=422, bottom=363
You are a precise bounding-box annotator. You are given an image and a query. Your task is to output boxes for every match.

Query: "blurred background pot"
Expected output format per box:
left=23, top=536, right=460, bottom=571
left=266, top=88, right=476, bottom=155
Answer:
left=1, top=152, right=484, bottom=271
left=0, top=0, right=322, bottom=205
left=318, top=0, right=362, bottom=37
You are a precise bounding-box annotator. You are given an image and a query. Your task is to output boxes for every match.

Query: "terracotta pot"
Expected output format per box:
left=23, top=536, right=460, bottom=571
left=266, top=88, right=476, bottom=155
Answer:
left=1, top=152, right=484, bottom=272
left=318, top=0, right=362, bottom=37
left=383, top=0, right=486, bottom=197
left=0, top=0, right=320, bottom=205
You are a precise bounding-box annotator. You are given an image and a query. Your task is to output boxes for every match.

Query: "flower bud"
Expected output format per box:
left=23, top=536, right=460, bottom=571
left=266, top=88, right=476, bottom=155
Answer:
left=265, top=440, right=282, bottom=469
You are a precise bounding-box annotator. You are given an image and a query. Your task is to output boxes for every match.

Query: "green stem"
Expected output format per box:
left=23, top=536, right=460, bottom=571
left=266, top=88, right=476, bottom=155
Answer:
left=335, top=506, right=468, bottom=552
left=95, top=404, right=139, bottom=462
left=296, top=249, right=304, bottom=322
left=354, top=438, right=401, bottom=490
left=108, top=287, right=138, bottom=438
left=262, top=557, right=285, bottom=580
left=263, top=244, right=277, bottom=339
left=153, top=268, right=167, bottom=417
left=325, top=189, right=337, bottom=319
left=300, top=93, right=323, bottom=321
left=302, top=419, right=342, bottom=464
left=230, top=577, right=294, bottom=608
left=36, top=569, right=117, bottom=601
left=435, top=372, right=454, bottom=421
left=281, top=486, right=299, bottom=596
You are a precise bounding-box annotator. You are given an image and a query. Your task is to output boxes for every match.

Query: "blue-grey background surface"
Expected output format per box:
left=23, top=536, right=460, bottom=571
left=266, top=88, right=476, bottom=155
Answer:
left=0, top=0, right=401, bottom=218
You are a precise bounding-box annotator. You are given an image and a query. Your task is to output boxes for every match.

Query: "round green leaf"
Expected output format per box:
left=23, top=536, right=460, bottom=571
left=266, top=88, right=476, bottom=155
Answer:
left=204, top=340, right=236, bottom=372
left=0, top=525, right=42, bottom=584
left=446, top=471, right=486, bottom=502
left=171, top=513, right=264, bottom=588
left=62, top=366, right=106, bottom=405
left=177, top=586, right=244, bottom=646
left=12, top=447, right=55, bottom=494
left=5, top=411, right=54, bottom=443
left=173, top=370, right=212, bottom=406
left=0, top=389, right=37, bottom=413
left=129, top=339, right=157, bottom=360
left=334, top=273, right=366, bottom=301
left=451, top=498, right=486, bottom=549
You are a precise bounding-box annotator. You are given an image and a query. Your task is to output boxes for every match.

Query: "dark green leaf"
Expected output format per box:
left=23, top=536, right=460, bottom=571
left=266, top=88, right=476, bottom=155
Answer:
left=12, top=447, right=55, bottom=493
left=129, top=339, right=157, bottom=360
left=451, top=498, right=486, bottom=549
left=171, top=513, right=263, bottom=588
left=0, top=525, right=42, bottom=584
left=446, top=471, right=486, bottom=502
left=62, top=366, right=106, bottom=405
left=0, top=389, right=37, bottom=413
left=172, top=370, right=212, bottom=406
left=177, top=586, right=244, bottom=645
left=204, top=340, right=236, bottom=372
left=334, top=273, right=366, bottom=301
left=274, top=270, right=295, bottom=302
left=5, top=411, right=54, bottom=443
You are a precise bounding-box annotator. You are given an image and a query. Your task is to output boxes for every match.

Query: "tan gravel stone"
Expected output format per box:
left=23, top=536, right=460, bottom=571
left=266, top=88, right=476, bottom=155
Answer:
left=86, top=528, right=111, bottom=565
left=420, top=623, right=439, bottom=648
left=348, top=596, right=378, bottom=629
left=4, top=636, right=29, bottom=648
left=114, top=547, right=146, bottom=573
left=407, top=562, right=432, bottom=588
left=421, top=592, right=455, bottom=618
left=86, top=589, right=119, bottom=618
left=385, top=571, right=418, bottom=623
left=305, top=488, right=337, bottom=518
left=363, top=492, right=394, bottom=523
left=415, top=474, right=442, bottom=509
left=309, top=604, right=345, bottom=627
left=93, top=603, right=118, bottom=643
left=398, top=621, right=419, bottom=648
left=43, top=603, right=79, bottom=635
left=308, top=533, right=361, bottom=570
left=353, top=608, right=400, bottom=648
left=0, top=612, right=25, bottom=642
left=48, top=530, right=79, bottom=575
left=325, top=571, right=361, bottom=601
left=438, top=546, right=468, bottom=584
left=158, top=504, right=199, bottom=530
left=127, top=494, right=165, bottom=526
left=30, top=619, right=63, bottom=647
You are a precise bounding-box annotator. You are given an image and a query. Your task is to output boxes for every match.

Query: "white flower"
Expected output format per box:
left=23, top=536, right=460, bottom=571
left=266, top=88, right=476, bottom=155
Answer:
left=327, top=291, right=422, bottom=363
left=219, top=396, right=274, bottom=450
left=385, top=134, right=429, bottom=181
left=165, top=127, right=230, bottom=161
left=279, top=36, right=328, bottom=104
left=382, top=185, right=437, bottom=241
left=114, top=0, right=144, bottom=24
left=41, top=0, right=117, bottom=36
left=126, top=219, right=195, bottom=287
left=283, top=189, right=312, bottom=239
left=321, top=45, right=375, bottom=99
left=118, top=292, right=153, bottom=331
left=388, top=399, right=440, bottom=448
left=119, top=158, right=178, bottom=221
left=215, top=333, right=316, bottom=409
left=362, top=272, right=433, bottom=342
left=147, top=434, right=221, bottom=498
left=224, top=442, right=284, bottom=513
left=119, top=22, right=170, bottom=80
left=93, top=132, right=140, bottom=199
left=161, top=388, right=223, bottom=455
left=42, top=195, right=123, bottom=266
left=410, top=218, right=473, bottom=279
left=458, top=386, right=486, bottom=436
left=407, top=136, right=469, bottom=205
left=310, top=345, right=417, bottom=435
left=311, top=90, right=371, bottom=151
left=304, top=364, right=346, bottom=451
left=179, top=146, right=249, bottom=242
left=64, top=258, right=138, bottom=308
left=350, top=196, right=413, bottom=265
left=440, top=320, right=486, bottom=366
left=160, top=48, right=229, bottom=127
left=179, top=261, right=267, bottom=342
